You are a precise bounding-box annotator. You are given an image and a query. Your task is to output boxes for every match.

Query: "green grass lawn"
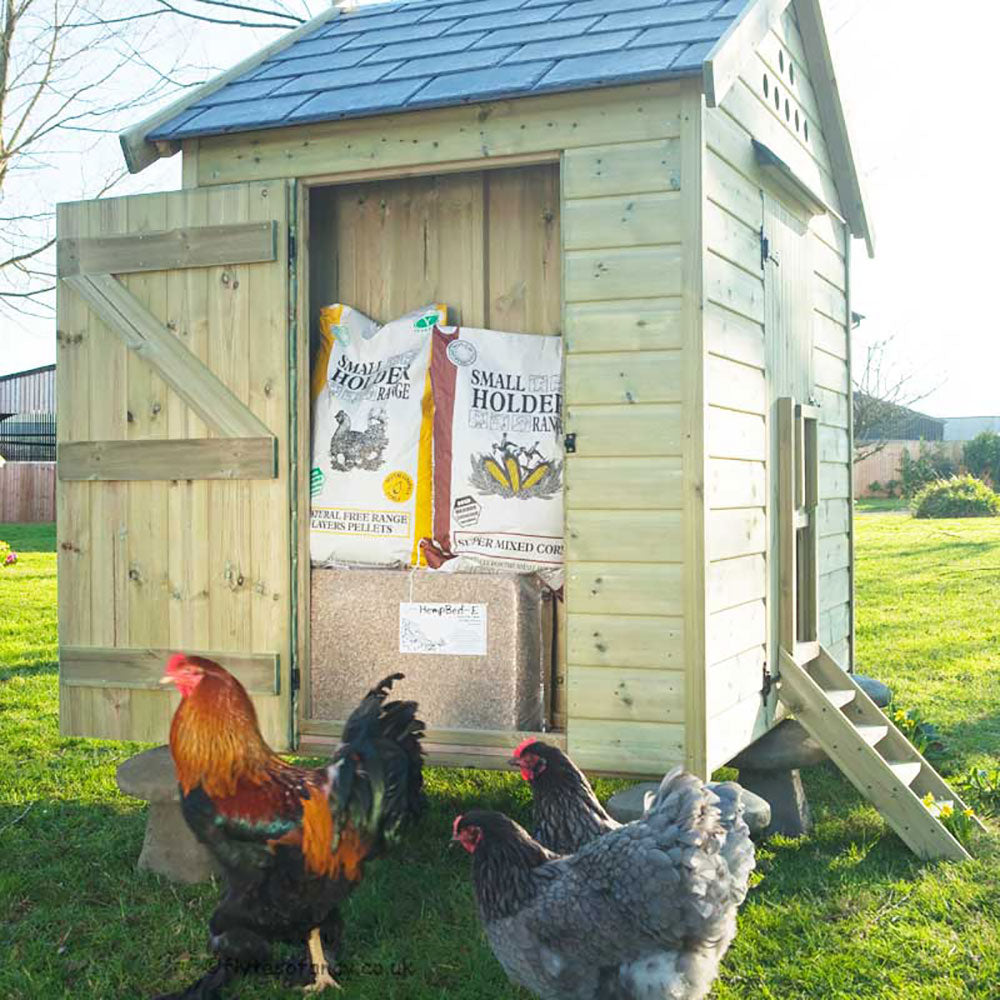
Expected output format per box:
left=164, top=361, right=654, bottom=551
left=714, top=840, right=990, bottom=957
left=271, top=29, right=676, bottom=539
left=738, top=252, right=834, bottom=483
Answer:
left=1, top=516, right=999, bottom=999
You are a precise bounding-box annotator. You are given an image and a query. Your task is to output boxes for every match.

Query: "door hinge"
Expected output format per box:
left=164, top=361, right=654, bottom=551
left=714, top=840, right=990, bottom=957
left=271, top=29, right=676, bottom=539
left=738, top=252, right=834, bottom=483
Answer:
left=760, top=229, right=779, bottom=269
left=761, top=662, right=773, bottom=700
left=290, top=665, right=301, bottom=693
left=288, top=231, right=297, bottom=262
left=564, top=433, right=577, bottom=454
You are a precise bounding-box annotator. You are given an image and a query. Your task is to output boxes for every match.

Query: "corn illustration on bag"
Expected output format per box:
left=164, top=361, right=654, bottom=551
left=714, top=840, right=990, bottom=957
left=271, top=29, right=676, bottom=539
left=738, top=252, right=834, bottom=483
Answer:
left=427, top=325, right=564, bottom=585
left=310, top=303, right=446, bottom=568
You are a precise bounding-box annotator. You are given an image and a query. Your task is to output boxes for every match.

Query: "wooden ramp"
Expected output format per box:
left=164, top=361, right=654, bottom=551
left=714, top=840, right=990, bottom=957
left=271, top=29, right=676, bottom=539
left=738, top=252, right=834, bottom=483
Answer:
left=778, top=646, right=981, bottom=861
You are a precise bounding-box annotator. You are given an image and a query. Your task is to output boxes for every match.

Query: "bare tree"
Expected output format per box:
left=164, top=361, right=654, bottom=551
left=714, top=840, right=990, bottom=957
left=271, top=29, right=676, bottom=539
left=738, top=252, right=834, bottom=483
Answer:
left=853, top=336, right=940, bottom=463
left=0, top=0, right=316, bottom=319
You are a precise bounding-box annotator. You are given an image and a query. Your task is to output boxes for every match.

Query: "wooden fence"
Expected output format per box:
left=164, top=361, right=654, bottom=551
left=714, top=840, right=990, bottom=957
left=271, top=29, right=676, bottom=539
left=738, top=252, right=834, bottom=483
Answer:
left=0, top=462, right=56, bottom=522
left=854, top=440, right=965, bottom=498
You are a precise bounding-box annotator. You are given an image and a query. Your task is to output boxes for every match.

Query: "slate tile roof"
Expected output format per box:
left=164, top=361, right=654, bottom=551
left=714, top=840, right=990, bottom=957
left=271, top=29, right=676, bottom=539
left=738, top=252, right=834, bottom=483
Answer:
left=149, top=0, right=743, bottom=141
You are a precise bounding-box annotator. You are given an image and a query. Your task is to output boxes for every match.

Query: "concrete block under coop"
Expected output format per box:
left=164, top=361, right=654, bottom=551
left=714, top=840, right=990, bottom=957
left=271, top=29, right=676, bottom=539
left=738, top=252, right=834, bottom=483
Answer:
left=309, top=568, right=553, bottom=733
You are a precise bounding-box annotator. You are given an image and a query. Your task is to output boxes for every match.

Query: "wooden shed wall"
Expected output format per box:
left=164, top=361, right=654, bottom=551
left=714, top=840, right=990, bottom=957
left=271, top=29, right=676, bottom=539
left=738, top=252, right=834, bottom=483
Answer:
left=190, top=82, right=701, bottom=776
left=702, top=7, right=852, bottom=771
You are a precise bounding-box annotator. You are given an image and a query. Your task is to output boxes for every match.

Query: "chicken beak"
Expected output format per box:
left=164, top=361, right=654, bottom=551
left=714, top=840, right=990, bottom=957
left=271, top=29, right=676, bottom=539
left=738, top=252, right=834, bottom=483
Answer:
left=158, top=674, right=174, bottom=687
left=506, top=756, right=525, bottom=768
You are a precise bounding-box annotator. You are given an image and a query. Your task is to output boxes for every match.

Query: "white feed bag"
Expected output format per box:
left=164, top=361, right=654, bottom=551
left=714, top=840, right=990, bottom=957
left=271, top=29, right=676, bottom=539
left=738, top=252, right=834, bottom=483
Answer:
left=310, top=303, right=446, bottom=568
left=427, top=325, right=564, bottom=584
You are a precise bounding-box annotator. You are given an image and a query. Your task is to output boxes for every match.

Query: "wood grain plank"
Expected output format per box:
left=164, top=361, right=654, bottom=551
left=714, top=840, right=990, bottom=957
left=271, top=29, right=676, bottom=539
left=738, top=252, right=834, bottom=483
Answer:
left=565, top=350, right=682, bottom=406
left=565, top=456, right=683, bottom=510
left=60, top=646, right=279, bottom=693
left=563, top=139, right=681, bottom=198
left=567, top=509, right=682, bottom=563
left=565, top=246, right=682, bottom=302
left=57, top=221, right=277, bottom=277
left=564, top=298, right=682, bottom=353
left=563, top=192, right=683, bottom=250
left=567, top=613, right=683, bottom=669
left=565, top=403, right=682, bottom=457
left=58, top=438, right=277, bottom=481
left=569, top=667, right=684, bottom=723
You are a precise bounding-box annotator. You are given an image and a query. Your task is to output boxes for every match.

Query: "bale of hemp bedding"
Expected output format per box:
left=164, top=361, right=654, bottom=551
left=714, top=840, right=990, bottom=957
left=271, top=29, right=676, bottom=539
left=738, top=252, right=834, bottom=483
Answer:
left=309, top=566, right=552, bottom=732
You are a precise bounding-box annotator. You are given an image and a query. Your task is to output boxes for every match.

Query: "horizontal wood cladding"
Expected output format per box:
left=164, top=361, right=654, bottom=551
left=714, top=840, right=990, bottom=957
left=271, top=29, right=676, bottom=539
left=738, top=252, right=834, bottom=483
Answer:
left=566, top=456, right=684, bottom=510
left=564, top=299, right=682, bottom=354
left=563, top=193, right=683, bottom=251
left=58, top=437, right=277, bottom=481
left=567, top=613, right=683, bottom=669
left=820, top=567, right=851, bottom=613
left=567, top=509, right=682, bottom=563
left=568, top=562, right=683, bottom=617
left=60, top=646, right=279, bottom=693
left=707, top=406, right=766, bottom=461
left=565, top=351, right=682, bottom=406
left=57, top=221, right=277, bottom=277
left=195, top=83, right=684, bottom=186
left=704, top=197, right=761, bottom=276
left=708, top=507, right=766, bottom=561
left=704, top=303, right=764, bottom=369
left=565, top=403, right=682, bottom=457
left=568, top=719, right=685, bottom=775
left=569, top=667, right=684, bottom=724
left=707, top=458, right=766, bottom=509
left=707, top=553, right=766, bottom=613
left=706, top=645, right=766, bottom=718
left=708, top=694, right=769, bottom=772
left=705, top=251, right=764, bottom=323
left=707, top=599, right=766, bottom=666
left=564, top=246, right=682, bottom=302
left=706, top=355, right=766, bottom=415
left=563, top=139, right=682, bottom=198
left=815, top=348, right=849, bottom=393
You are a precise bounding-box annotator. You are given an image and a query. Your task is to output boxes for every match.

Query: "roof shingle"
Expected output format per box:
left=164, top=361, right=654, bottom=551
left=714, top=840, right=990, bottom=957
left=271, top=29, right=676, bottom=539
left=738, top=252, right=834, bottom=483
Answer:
left=149, top=0, right=740, bottom=142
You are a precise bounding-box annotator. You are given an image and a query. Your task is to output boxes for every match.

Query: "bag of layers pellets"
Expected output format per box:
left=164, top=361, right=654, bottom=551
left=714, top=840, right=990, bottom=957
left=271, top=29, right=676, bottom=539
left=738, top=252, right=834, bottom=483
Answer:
left=426, top=325, right=564, bottom=585
left=310, top=303, right=447, bottom=568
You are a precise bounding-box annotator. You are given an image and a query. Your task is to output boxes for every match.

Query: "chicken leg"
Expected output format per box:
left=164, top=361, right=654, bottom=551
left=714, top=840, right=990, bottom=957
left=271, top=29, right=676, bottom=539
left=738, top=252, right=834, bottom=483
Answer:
left=303, top=926, right=341, bottom=993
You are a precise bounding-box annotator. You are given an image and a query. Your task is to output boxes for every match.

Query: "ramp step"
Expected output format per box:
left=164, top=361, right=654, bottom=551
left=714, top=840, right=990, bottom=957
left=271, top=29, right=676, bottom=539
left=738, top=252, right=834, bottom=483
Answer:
left=826, top=688, right=856, bottom=709
left=855, top=724, right=889, bottom=746
left=778, top=645, right=973, bottom=862
left=887, top=761, right=922, bottom=786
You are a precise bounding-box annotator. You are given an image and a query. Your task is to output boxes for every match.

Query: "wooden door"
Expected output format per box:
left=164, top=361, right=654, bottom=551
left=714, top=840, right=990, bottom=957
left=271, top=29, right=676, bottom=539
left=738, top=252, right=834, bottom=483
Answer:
left=763, top=192, right=813, bottom=720
left=56, top=181, right=294, bottom=748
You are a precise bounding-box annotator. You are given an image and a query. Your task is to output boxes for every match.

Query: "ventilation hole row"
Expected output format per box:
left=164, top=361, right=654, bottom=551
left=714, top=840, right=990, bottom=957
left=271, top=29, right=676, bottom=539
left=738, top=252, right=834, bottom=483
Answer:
left=762, top=72, right=810, bottom=142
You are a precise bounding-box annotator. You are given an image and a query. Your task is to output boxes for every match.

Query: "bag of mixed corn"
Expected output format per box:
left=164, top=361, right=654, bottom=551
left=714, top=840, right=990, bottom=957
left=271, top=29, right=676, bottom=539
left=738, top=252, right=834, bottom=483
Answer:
left=426, top=325, right=564, bottom=585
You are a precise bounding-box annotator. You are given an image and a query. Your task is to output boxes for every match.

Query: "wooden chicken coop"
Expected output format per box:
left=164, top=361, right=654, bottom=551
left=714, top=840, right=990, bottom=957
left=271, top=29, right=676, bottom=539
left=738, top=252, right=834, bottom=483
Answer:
left=57, top=0, right=872, bottom=782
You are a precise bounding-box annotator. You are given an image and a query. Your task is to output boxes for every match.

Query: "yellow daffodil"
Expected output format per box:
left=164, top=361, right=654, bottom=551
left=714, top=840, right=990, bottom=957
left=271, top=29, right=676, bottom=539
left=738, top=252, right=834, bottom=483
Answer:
left=922, top=792, right=935, bottom=807
left=940, top=803, right=954, bottom=819
left=963, top=808, right=975, bottom=818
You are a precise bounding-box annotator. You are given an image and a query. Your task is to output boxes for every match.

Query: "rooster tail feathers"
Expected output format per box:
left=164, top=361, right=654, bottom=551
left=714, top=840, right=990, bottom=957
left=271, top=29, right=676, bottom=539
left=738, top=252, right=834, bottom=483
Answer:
left=333, top=673, right=426, bottom=848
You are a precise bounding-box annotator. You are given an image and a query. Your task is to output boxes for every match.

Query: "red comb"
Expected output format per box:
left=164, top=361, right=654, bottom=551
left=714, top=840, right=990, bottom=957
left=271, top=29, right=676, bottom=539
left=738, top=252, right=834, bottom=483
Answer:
left=512, top=737, right=536, bottom=758
left=166, top=653, right=187, bottom=673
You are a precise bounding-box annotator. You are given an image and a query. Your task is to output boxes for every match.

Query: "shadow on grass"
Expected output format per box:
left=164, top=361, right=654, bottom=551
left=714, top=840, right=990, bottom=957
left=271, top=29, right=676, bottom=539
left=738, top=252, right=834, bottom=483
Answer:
left=0, top=522, right=56, bottom=553
left=0, top=660, right=57, bottom=683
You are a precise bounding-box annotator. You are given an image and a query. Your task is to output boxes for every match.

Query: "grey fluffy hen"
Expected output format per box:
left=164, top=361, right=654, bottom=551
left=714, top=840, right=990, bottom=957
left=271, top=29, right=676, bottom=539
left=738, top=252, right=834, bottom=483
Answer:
left=511, top=740, right=752, bottom=870
left=454, top=769, right=755, bottom=1000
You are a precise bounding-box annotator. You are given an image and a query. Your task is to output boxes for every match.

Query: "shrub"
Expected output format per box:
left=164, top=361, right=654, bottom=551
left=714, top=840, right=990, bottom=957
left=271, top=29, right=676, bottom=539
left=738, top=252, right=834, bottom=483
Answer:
left=963, top=431, right=1000, bottom=487
left=911, top=475, right=1000, bottom=519
left=899, top=441, right=958, bottom=498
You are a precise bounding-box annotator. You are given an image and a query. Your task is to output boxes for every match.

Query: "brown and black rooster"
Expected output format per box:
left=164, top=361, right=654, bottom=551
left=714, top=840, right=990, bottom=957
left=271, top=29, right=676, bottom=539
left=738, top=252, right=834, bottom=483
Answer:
left=156, top=656, right=424, bottom=999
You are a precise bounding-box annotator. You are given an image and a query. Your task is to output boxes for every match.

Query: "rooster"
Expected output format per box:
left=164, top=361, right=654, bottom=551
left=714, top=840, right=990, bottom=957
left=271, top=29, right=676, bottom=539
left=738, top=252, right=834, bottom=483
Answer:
left=156, top=656, right=424, bottom=999
left=454, top=768, right=755, bottom=1000
left=510, top=740, right=752, bottom=863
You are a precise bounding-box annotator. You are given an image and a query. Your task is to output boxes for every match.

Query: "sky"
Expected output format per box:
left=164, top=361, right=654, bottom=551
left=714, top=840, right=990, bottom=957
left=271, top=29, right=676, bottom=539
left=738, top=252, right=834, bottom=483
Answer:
left=2, top=0, right=997, bottom=419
